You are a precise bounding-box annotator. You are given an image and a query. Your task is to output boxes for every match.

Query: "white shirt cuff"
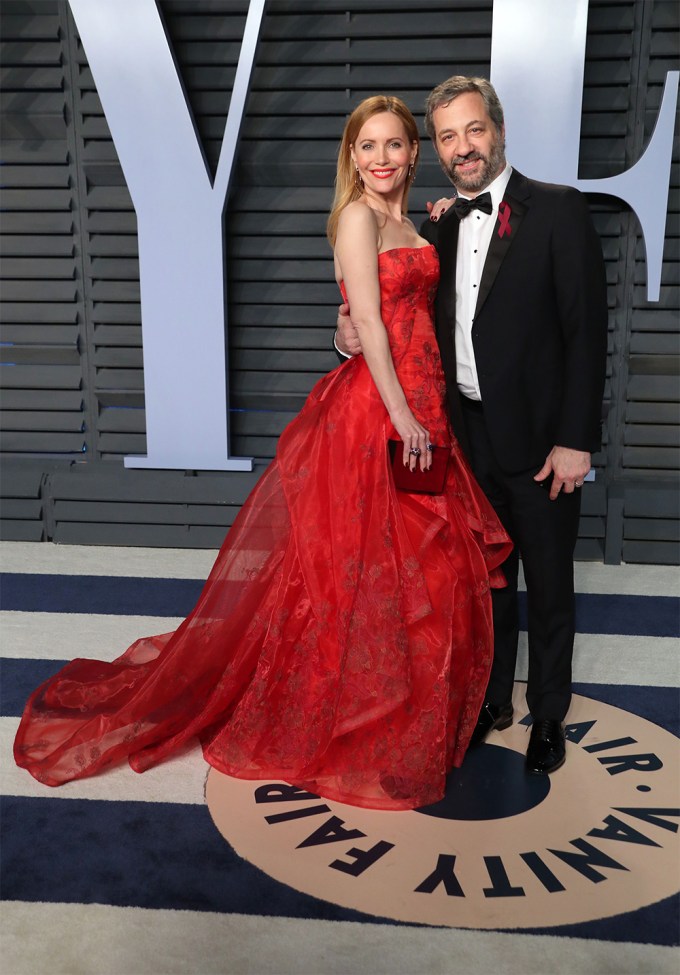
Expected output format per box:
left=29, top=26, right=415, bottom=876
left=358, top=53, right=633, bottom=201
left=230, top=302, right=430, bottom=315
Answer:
left=334, top=329, right=353, bottom=359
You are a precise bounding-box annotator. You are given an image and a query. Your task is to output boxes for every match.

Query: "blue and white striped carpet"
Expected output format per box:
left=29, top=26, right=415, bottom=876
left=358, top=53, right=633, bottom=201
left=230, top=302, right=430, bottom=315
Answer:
left=1, top=541, right=678, bottom=975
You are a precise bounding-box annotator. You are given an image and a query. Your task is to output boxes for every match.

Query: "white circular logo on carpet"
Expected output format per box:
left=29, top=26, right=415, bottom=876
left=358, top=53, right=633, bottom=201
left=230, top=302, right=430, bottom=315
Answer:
left=206, top=687, right=679, bottom=928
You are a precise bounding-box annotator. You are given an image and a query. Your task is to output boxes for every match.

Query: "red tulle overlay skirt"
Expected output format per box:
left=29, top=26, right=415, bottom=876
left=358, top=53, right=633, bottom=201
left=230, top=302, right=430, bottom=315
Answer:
left=14, top=246, right=512, bottom=809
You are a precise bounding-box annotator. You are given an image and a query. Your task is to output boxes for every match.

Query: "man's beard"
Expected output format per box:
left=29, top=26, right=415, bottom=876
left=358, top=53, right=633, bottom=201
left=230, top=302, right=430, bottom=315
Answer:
left=443, top=134, right=506, bottom=194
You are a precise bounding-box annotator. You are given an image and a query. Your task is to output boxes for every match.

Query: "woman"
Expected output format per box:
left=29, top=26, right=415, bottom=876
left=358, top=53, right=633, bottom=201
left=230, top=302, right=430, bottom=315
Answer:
left=14, top=97, right=511, bottom=810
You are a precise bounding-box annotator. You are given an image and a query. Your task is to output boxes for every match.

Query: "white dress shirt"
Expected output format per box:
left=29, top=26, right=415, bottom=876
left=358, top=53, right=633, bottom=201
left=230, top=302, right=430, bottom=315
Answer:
left=455, top=163, right=513, bottom=400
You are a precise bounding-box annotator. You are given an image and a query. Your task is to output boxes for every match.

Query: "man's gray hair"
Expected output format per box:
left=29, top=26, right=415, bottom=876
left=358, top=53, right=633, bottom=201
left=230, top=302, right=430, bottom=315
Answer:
left=424, top=76, right=504, bottom=140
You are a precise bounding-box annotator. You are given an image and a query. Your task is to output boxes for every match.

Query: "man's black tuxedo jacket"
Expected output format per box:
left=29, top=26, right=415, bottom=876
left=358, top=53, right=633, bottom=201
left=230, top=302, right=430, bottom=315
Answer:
left=420, top=169, right=608, bottom=474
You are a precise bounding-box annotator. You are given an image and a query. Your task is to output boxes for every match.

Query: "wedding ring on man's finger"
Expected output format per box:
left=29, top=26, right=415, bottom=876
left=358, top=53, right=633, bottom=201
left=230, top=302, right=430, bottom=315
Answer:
left=409, top=447, right=421, bottom=457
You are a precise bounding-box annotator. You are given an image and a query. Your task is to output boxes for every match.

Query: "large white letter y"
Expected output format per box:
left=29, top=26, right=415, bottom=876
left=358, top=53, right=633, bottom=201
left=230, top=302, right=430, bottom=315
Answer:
left=69, top=0, right=265, bottom=470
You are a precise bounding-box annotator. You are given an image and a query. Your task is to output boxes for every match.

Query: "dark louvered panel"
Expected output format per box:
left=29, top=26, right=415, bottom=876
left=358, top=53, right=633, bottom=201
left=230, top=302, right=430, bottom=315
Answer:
left=0, top=459, right=43, bottom=541
left=0, top=455, right=69, bottom=542
left=624, top=0, right=679, bottom=486
left=582, top=0, right=638, bottom=509
left=618, top=0, right=679, bottom=561
left=49, top=463, right=267, bottom=547
left=0, top=0, right=87, bottom=493
left=575, top=482, right=608, bottom=561
left=72, top=50, right=145, bottom=458
left=622, top=482, right=680, bottom=564
left=581, top=0, right=636, bottom=180
left=583, top=0, right=679, bottom=562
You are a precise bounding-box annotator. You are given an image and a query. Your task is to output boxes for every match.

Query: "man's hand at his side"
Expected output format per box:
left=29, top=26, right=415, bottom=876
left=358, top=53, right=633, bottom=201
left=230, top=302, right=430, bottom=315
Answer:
left=335, top=301, right=363, bottom=357
left=534, top=445, right=591, bottom=501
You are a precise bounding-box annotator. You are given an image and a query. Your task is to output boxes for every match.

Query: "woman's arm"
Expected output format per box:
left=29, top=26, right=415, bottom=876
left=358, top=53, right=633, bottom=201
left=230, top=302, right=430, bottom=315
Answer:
left=335, top=204, right=430, bottom=469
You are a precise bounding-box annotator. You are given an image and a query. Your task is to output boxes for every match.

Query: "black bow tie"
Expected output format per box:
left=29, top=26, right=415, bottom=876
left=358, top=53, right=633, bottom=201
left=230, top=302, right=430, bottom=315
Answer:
left=452, top=192, right=493, bottom=219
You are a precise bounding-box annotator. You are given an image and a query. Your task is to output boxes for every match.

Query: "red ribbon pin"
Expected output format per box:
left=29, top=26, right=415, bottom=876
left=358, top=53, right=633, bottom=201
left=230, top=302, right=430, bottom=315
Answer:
left=497, top=201, right=511, bottom=238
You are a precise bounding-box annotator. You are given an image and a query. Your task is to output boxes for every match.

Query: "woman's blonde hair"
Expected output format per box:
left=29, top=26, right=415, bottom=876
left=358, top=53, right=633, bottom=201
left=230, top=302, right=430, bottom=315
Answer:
left=326, top=95, right=420, bottom=246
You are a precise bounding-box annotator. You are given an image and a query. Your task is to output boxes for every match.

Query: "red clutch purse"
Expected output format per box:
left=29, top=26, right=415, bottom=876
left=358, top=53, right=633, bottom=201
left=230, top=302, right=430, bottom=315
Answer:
left=388, top=440, right=449, bottom=494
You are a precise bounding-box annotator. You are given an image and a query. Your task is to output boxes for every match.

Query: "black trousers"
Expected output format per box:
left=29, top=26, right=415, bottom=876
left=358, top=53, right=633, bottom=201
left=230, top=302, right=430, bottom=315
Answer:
left=460, top=398, right=582, bottom=720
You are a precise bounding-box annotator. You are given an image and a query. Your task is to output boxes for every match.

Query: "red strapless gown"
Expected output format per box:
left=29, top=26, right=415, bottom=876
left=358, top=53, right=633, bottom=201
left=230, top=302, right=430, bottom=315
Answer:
left=14, top=245, right=512, bottom=809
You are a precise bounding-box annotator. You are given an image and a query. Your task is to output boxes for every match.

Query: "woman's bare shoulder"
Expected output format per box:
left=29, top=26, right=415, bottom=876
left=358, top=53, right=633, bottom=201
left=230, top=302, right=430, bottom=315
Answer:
left=337, top=200, right=379, bottom=237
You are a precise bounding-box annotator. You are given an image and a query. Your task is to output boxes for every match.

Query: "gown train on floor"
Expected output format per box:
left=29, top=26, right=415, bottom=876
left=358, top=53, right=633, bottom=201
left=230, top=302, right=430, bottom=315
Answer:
left=14, top=245, right=512, bottom=810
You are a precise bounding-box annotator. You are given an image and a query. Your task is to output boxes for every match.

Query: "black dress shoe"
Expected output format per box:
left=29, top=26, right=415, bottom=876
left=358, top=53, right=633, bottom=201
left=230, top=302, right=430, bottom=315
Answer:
left=469, top=701, right=513, bottom=746
left=526, top=719, right=566, bottom=774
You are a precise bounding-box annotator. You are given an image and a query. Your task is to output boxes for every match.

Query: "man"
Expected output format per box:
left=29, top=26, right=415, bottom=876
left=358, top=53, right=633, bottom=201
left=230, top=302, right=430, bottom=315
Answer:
left=336, top=76, right=608, bottom=774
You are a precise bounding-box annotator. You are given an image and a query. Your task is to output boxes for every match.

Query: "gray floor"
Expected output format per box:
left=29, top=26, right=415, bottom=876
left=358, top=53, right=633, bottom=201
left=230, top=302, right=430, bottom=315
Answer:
left=2, top=542, right=678, bottom=975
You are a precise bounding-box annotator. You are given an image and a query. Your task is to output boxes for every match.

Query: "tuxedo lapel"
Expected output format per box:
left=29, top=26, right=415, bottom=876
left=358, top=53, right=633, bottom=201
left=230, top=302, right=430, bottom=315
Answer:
left=474, top=171, right=530, bottom=318
left=433, top=210, right=460, bottom=368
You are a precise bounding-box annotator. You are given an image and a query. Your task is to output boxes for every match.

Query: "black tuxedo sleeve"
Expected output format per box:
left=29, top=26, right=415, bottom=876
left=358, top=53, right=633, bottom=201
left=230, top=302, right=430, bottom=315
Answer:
left=550, top=188, right=608, bottom=453
left=419, top=215, right=438, bottom=244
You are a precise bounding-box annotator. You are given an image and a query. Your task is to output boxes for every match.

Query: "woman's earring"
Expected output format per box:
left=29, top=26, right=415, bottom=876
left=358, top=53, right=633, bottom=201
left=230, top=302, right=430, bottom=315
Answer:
left=408, top=164, right=416, bottom=183
left=355, top=165, right=364, bottom=189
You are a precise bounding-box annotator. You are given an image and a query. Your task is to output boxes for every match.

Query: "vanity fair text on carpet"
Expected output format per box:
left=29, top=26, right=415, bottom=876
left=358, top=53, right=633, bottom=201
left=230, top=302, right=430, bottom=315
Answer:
left=241, top=705, right=679, bottom=928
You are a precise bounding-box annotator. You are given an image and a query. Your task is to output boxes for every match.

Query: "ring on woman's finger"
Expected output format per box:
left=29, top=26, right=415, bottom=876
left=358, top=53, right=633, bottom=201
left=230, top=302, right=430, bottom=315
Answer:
left=409, top=447, right=421, bottom=457
left=426, top=442, right=434, bottom=452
